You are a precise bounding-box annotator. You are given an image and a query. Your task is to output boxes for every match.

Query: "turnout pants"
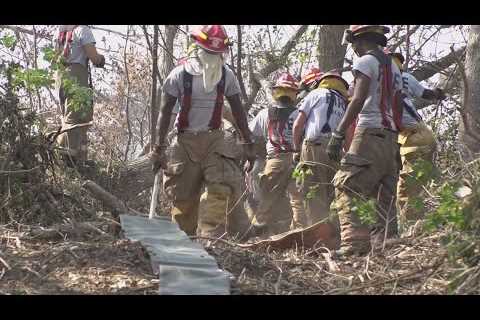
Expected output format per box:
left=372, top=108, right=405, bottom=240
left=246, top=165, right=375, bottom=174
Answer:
left=251, top=153, right=305, bottom=233
left=331, top=127, right=399, bottom=254
left=56, top=63, right=93, bottom=162
left=299, top=137, right=339, bottom=227
left=397, top=122, right=436, bottom=222
left=163, top=130, right=235, bottom=237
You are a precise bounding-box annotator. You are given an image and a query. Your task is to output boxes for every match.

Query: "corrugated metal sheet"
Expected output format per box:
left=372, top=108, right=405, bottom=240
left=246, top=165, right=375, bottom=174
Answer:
left=120, top=214, right=231, bottom=295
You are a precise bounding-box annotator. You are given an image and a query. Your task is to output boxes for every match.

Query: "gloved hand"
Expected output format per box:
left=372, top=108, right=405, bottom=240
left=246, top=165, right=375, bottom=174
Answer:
left=243, top=143, right=257, bottom=173
left=292, top=152, right=301, bottom=164
left=151, top=144, right=167, bottom=173
left=94, top=54, right=105, bottom=68
left=434, top=88, right=446, bottom=101
left=326, top=131, right=345, bottom=162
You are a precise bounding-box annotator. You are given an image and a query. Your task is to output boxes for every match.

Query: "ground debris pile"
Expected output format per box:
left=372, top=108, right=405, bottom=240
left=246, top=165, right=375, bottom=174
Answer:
left=205, top=220, right=480, bottom=295
left=204, top=153, right=480, bottom=295
left=0, top=223, right=157, bottom=294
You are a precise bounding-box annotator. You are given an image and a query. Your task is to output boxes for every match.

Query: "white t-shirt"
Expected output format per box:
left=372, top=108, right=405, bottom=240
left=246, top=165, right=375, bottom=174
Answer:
left=401, top=72, right=425, bottom=127
left=353, top=53, right=403, bottom=130
left=249, top=106, right=299, bottom=156
left=297, top=88, right=347, bottom=142
left=163, top=65, right=241, bottom=132
left=57, top=25, right=96, bottom=68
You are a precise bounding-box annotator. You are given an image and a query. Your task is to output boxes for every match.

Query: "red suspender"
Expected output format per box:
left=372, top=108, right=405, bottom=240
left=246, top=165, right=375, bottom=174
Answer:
left=177, top=66, right=226, bottom=131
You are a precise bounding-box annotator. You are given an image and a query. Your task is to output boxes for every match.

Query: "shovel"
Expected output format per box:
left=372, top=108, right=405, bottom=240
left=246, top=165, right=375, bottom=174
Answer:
left=149, top=172, right=161, bottom=219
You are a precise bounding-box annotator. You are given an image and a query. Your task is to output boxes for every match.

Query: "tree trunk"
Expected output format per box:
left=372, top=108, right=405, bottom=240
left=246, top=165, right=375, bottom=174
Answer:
left=459, top=25, right=480, bottom=158
left=317, top=25, right=348, bottom=73
left=160, top=25, right=178, bottom=82
left=150, top=25, right=159, bottom=150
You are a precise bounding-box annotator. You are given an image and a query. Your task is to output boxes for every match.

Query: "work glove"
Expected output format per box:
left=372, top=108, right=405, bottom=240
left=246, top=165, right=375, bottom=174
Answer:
left=434, top=88, right=446, bottom=101
left=326, top=130, right=345, bottom=162
left=150, top=144, right=167, bottom=173
left=243, top=143, right=257, bottom=173
left=292, top=151, right=301, bottom=164
left=94, top=54, right=106, bottom=68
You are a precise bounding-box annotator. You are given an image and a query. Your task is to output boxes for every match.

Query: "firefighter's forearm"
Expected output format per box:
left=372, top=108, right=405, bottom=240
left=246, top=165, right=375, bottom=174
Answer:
left=232, top=111, right=253, bottom=143
left=227, top=95, right=253, bottom=143
left=336, top=99, right=363, bottom=134
left=292, top=113, right=306, bottom=151
left=155, top=95, right=176, bottom=146
left=336, top=72, right=369, bottom=134
left=83, top=44, right=103, bottom=65
left=155, top=114, right=171, bottom=146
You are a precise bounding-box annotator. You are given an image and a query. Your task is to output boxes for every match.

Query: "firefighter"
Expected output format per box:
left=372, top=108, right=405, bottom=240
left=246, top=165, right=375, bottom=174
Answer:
left=150, top=25, right=255, bottom=238
left=55, top=25, right=105, bottom=165
left=292, top=71, right=349, bottom=232
left=297, top=67, right=324, bottom=103
left=248, top=72, right=306, bottom=236
left=385, top=49, right=446, bottom=224
left=326, top=25, right=404, bottom=256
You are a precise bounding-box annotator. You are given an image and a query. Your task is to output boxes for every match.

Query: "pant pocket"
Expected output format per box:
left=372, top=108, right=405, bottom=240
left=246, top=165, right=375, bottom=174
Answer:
left=332, top=153, right=372, bottom=192
left=163, top=142, right=194, bottom=201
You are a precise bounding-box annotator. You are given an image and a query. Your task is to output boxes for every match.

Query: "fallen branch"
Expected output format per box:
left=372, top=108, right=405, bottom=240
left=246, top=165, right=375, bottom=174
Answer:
left=0, top=166, right=40, bottom=175
left=412, top=46, right=466, bottom=82
left=47, top=122, right=93, bottom=137
left=0, top=255, right=11, bottom=270
left=82, top=180, right=132, bottom=217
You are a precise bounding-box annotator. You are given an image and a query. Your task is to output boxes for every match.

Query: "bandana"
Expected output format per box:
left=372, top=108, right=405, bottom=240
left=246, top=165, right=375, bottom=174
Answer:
left=184, top=46, right=224, bottom=93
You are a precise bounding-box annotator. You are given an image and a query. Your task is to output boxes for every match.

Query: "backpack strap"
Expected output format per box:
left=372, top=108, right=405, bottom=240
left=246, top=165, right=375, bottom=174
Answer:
left=267, top=106, right=294, bottom=154
left=177, top=66, right=193, bottom=131
left=208, top=66, right=226, bottom=129
left=320, top=91, right=337, bottom=134
left=58, top=25, right=78, bottom=59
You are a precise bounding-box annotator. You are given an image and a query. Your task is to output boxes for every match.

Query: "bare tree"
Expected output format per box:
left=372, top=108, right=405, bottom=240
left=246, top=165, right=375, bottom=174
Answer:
left=459, top=25, right=480, bottom=157
left=150, top=25, right=159, bottom=150
left=246, top=25, right=308, bottom=111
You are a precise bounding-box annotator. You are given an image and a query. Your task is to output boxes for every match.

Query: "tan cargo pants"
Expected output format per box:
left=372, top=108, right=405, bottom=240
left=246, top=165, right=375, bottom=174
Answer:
left=198, top=122, right=250, bottom=237
left=300, top=138, right=340, bottom=227
left=397, top=122, right=436, bottom=222
left=163, top=130, right=235, bottom=237
left=251, top=153, right=306, bottom=233
left=56, top=63, right=93, bottom=162
left=331, top=127, right=399, bottom=254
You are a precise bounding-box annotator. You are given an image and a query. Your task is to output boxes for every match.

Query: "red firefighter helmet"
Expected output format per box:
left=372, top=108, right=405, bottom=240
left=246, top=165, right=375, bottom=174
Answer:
left=272, top=72, right=299, bottom=90
left=190, top=25, right=231, bottom=53
left=318, top=71, right=349, bottom=90
left=342, top=25, right=390, bottom=47
left=300, top=67, right=324, bottom=87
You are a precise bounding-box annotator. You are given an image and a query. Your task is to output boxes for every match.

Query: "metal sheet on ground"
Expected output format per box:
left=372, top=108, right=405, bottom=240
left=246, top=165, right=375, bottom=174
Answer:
left=120, top=214, right=231, bottom=295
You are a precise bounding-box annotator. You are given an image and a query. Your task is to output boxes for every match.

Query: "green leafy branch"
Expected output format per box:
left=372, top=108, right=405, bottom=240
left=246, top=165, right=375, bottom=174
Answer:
left=351, top=197, right=378, bottom=226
